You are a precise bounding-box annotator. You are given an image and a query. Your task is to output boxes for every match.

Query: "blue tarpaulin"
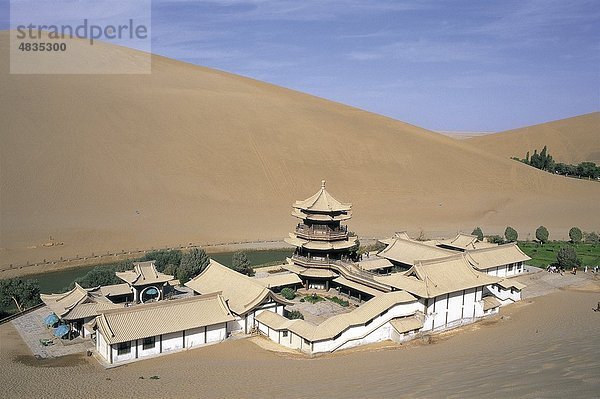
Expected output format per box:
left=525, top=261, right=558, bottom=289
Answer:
left=54, top=324, right=70, bottom=338
left=44, top=313, right=59, bottom=326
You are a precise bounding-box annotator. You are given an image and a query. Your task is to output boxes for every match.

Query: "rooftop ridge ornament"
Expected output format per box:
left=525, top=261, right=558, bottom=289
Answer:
left=321, top=180, right=326, bottom=189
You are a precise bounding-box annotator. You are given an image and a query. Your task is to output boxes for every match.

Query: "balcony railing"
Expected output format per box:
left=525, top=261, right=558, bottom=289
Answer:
left=295, top=224, right=348, bottom=241
left=291, top=255, right=391, bottom=291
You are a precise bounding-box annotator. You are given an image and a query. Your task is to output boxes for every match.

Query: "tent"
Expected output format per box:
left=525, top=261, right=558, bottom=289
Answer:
left=54, top=324, right=70, bottom=338
left=44, top=313, right=59, bottom=327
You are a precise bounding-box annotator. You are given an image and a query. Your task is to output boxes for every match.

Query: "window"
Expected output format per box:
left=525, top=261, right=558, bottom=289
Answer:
left=282, top=331, right=288, bottom=337
left=117, top=342, right=131, bottom=355
left=508, top=263, right=514, bottom=271
left=143, top=336, right=155, bottom=350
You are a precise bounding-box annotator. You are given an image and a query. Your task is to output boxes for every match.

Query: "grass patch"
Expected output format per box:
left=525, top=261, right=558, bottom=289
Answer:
left=303, top=294, right=325, bottom=304
left=518, top=241, right=600, bottom=268
left=326, top=296, right=349, bottom=307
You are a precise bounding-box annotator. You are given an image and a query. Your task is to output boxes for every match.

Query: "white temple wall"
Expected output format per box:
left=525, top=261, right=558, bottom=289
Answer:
left=423, top=287, right=486, bottom=332
left=162, top=331, right=184, bottom=352
left=206, top=323, right=227, bottom=343
left=96, top=331, right=110, bottom=362
left=185, top=326, right=206, bottom=347
left=136, top=337, right=160, bottom=358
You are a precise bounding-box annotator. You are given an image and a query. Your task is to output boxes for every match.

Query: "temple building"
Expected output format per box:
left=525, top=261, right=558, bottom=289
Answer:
left=115, top=261, right=175, bottom=303
left=40, top=283, right=121, bottom=338
left=284, top=180, right=359, bottom=291
left=185, top=260, right=292, bottom=334
left=95, top=293, right=234, bottom=365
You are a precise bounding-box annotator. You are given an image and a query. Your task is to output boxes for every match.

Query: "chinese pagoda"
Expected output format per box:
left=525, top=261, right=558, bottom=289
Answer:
left=285, top=181, right=359, bottom=289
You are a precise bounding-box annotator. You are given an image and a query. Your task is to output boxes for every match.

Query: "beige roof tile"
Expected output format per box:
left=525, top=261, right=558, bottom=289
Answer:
left=96, top=293, right=234, bottom=345
left=378, top=237, right=454, bottom=266
left=41, top=284, right=121, bottom=320
left=115, top=261, right=174, bottom=286
left=377, top=253, right=500, bottom=298
left=185, top=260, right=291, bottom=315
left=466, top=243, right=531, bottom=270
left=254, top=273, right=302, bottom=289
left=293, top=180, right=352, bottom=213
left=256, top=291, right=416, bottom=342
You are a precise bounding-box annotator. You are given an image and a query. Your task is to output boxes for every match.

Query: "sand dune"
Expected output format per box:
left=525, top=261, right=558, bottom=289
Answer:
left=467, top=113, right=600, bottom=165
left=1, top=32, right=600, bottom=268
left=1, top=284, right=599, bottom=398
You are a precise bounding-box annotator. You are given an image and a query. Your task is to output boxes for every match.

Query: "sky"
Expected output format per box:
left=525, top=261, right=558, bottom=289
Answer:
left=3, top=0, right=599, bottom=131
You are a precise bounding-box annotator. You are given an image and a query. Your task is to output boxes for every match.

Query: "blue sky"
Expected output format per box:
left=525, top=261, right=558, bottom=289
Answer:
left=3, top=0, right=599, bottom=131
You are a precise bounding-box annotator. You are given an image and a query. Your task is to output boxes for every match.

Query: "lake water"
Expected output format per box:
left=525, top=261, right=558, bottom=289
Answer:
left=26, top=249, right=293, bottom=294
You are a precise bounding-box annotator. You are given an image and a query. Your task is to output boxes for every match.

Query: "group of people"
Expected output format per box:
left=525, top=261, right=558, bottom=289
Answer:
left=546, top=265, right=598, bottom=274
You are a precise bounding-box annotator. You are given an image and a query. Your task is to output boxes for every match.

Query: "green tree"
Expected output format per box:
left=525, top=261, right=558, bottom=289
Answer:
left=231, top=251, right=253, bottom=276
left=178, top=248, right=210, bottom=283
left=280, top=288, right=296, bottom=300
left=472, top=227, right=483, bottom=241
left=535, top=226, right=549, bottom=244
left=525, top=151, right=530, bottom=164
left=0, top=278, right=41, bottom=312
left=141, top=249, right=182, bottom=272
left=569, top=227, right=583, bottom=244
left=556, top=246, right=581, bottom=269
left=584, top=231, right=599, bottom=243
left=504, top=226, right=518, bottom=242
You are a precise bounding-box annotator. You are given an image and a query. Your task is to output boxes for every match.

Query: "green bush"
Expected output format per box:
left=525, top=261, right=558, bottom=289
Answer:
left=472, top=227, right=483, bottom=241
left=287, top=310, right=304, bottom=320
left=303, top=294, right=324, bottom=304
left=327, top=296, right=349, bottom=307
left=487, top=235, right=505, bottom=244
left=280, top=287, right=296, bottom=300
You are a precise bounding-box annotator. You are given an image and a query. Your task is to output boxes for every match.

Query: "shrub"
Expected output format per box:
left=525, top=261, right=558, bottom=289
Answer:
left=556, top=246, right=581, bottom=269
left=287, top=310, right=304, bottom=320
left=303, top=294, right=324, bottom=304
left=487, top=235, right=504, bottom=244
left=504, top=227, right=518, bottom=242
left=536, top=226, right=549, bottom=244
left=569, top=227, right=583, bottom=244
left=472, top=227, right=483, bottom=241
left=327, top=296, right=349, bottom=307
left=280, top=287, right=296, bottom=300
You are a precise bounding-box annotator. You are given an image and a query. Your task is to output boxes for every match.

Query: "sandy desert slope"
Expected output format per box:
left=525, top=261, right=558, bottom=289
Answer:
left=467, top=113, right=600, bottom=165
left=1, top=32, right=599, bottom=267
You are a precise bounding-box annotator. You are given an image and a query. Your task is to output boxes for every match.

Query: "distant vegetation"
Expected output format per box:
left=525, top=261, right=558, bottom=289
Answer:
left=512, top=146, right=600, bottom=180
left=518, top=242, right=599, bottom=268
left=0, top=278, right=41, bottom=316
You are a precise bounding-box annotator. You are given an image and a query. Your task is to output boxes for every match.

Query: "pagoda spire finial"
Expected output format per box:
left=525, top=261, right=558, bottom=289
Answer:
left=321, top=180, right=326, bottom=189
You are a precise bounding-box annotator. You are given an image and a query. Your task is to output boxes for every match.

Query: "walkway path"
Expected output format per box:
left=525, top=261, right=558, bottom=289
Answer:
left=11, top=306, right=93, bottom=358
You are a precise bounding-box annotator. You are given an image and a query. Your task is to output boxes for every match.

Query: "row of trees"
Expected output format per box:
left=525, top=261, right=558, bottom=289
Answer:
left=471, top=226, right=598, bottom=245
left=0, top=248, right=257, bottom=317
left=513, top=146, right=600, bottom=179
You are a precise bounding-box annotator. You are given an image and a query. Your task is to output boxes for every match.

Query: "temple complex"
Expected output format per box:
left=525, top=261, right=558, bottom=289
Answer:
left=33, top=180, right=534, bottom=363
